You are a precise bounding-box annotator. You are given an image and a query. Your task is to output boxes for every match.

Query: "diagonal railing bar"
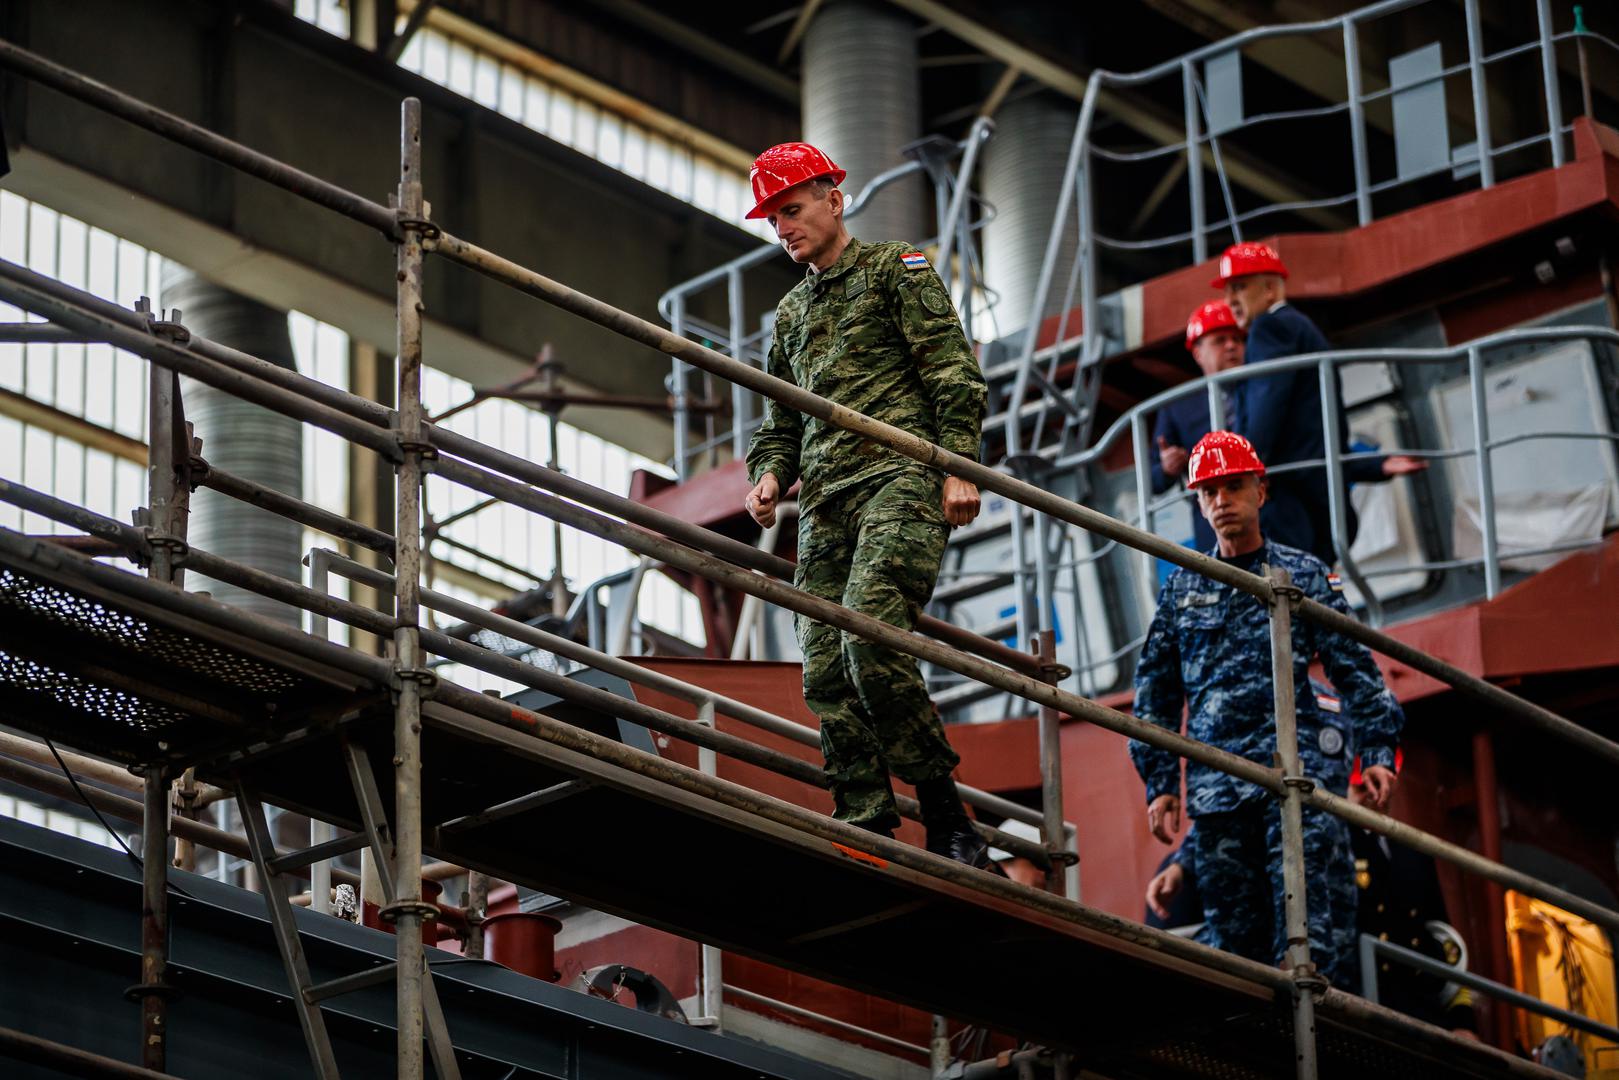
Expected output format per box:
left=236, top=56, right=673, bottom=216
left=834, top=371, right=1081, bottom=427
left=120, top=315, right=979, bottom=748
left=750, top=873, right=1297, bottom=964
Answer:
left=0, top=255, right=1037, bottom=677
left=422, top=233, right=1619, bottom=772
left=2, top=235, right=1617, bottom=934
left=0, top=40, right=396, bottom=237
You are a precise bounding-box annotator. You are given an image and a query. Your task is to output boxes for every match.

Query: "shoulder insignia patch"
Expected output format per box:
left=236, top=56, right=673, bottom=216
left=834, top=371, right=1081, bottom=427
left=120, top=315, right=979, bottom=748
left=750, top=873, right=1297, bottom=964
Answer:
left=843, top=269, right=867, bottom=301
left=920, top=286, right=951, bottom=316
left=899, top=251, right=929, bottom=271
left=1326, top=572, right=1344, bottom=591
left=1315, top=691, right=1342, bottom=714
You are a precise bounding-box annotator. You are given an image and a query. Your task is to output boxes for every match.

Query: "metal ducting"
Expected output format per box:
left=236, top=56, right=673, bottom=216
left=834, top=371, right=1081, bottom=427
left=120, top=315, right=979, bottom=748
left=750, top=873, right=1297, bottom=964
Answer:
left=981, top=92, right=1080, bottom=338
left=160, top=264, right=305, bottom=626
left=801, top=0, right=925, bottom=246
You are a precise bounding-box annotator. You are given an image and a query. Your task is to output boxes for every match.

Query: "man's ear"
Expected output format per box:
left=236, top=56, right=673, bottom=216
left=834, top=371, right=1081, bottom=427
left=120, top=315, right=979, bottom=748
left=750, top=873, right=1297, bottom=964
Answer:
left=1256, top=477, right=1268, bottom=508
left=827, top=188, right=844, bottom=219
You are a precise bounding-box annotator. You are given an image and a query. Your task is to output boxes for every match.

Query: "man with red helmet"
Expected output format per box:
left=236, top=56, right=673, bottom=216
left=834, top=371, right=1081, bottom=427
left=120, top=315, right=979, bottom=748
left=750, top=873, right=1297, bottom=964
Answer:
left=1129, top=430, right=1403, bottom=987
left=1155, top=301, right=1270, bottom=554
left=1212, top=242, right=1426, bottom=564
left=741, top=142, right=994, bottom=869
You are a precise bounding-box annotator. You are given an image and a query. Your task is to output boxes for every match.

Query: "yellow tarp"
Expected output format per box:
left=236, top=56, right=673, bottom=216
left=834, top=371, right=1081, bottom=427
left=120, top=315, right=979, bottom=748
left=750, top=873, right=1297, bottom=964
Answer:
left=1506, top=890, right=1618, bottom=1076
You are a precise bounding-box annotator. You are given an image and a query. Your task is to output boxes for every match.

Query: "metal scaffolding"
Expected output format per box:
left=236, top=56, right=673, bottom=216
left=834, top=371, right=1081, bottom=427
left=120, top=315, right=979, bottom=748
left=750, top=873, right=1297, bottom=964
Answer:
left=0, top=35, right=1611, bottom=1080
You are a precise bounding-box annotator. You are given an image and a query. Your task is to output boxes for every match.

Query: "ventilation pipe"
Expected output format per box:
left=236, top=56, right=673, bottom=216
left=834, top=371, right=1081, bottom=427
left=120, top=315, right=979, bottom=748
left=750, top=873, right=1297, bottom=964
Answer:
left=160, top=265, right=305, bottom=626
left=801, top=0, right=926, bottom=246
left=981, top=92, right=1080, bottom=337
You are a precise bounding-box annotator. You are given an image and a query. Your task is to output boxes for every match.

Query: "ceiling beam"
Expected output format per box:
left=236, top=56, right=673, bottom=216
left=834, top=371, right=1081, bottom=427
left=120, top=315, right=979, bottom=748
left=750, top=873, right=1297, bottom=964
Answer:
left=777, top=0, right=825, bottom=65
left=880, top=0, right=1342, bottom=228
left=979, top=64, right=1022, bottom=120
left=585, top=0, right=800, bottom=103
left=1129, top=154, right=1189, bottom=233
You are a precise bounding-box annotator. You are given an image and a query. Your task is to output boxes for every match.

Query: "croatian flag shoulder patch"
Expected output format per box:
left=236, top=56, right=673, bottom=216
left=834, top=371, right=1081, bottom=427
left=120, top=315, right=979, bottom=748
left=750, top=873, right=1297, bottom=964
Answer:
left=1315, top=691, right=1342, bottom=714
left=899, top=251, right=929, bottom=271
left=1326, top=572, right=1344, bottom=591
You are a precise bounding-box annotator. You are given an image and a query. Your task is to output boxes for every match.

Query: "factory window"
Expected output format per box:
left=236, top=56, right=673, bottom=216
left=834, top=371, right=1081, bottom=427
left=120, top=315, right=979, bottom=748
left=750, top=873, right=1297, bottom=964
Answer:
left=293, top=0, right=350, bottom=38
left=291, top=5, right=769, bottom=240
left=0, top=190, right=705, bottom=706
left=419, top=366, right=706, bottom=695
left=393, top=27, right=772, bottom=241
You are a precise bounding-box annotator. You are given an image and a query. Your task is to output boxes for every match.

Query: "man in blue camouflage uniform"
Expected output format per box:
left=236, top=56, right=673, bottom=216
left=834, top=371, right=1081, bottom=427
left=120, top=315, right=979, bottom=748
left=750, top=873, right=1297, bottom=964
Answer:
left=1148, top=680, right=1378, bottom=986
left=1130, top=430, right=1402, bottom=985
left=740, top=142, right=994, bottom=869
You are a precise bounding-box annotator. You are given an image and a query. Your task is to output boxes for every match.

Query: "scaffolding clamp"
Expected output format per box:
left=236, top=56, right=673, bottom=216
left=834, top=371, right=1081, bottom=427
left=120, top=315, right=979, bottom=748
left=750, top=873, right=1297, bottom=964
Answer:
left=394, top=215, right=441, bottom=242
left=1290, top=965, right=1330, bottom=997
left=378, top=899, right=441, bottom=925
left=134, top=297, right=191, bottom=346
left=393, top=666, right=439, bottom=692
left=1279, top=771, right=1317, bottom=796
left=122, top=980, right=178, bottom=1003
left=394, top=436, right=439, bottom=474
left=1044, top=846, right=1080, bottom=868
left=130, top=507, right=188, bottom=565
left=1269, top=581, right=1305, bottom=609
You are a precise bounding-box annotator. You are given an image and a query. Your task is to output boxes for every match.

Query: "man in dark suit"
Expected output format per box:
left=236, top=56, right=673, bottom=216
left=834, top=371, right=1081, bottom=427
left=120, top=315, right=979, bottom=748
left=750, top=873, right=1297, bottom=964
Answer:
left=1153, top=300, right=1319, bottom=555
left=1151, top=300, right=1243, bottom=553
left=1215, top=242, right=1426, bottom=565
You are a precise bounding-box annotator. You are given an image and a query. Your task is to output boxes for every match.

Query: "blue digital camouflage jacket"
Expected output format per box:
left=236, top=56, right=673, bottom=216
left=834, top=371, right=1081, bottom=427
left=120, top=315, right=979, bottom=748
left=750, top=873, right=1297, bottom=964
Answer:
left=1130, top=539, right=1402, bottom=816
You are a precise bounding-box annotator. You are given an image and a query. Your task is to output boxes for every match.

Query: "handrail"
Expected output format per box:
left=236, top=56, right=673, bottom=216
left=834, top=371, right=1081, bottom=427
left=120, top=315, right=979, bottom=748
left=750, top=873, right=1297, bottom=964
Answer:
left=1003, top=0, right=1602, bottom=504
left=1073, top=324, right=1619, bottom=461
left=0, top=20, right=1605, bottom=794
left=1359, top=934, right=1619, bottom=1045
left=0, top=39, right=1612, bottom=1075
left=11, top=251, right=1619, bottom=931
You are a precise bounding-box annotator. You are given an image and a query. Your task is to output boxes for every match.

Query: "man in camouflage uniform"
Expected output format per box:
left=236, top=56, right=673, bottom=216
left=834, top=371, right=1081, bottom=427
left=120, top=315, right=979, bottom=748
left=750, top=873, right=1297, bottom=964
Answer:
left=740, top=141, right=993, bottom=869
left=1130, top=431, right=1401, bottom=985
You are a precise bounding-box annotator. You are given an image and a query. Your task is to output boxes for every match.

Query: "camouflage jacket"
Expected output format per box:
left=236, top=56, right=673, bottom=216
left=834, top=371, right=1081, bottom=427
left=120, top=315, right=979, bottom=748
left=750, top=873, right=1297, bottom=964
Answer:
left=745, top=238, right=987, bottom=513
left=1130, top=540, right=1403, bottom=817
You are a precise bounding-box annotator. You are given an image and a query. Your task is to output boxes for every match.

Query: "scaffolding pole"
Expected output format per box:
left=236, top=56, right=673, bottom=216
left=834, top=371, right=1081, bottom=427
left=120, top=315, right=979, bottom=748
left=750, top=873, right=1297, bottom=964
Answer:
left=390, top=96, right=432, bottom=1080
left=136, top=347, right=187, bottom=1071
left=1268, top=567, right=1321, bottom=1080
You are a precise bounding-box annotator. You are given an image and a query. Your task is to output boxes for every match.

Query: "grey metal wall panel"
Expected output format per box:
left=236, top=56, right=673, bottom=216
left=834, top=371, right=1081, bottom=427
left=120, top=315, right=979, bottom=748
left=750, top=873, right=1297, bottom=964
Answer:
left=1391, top=43, right=1449, bottom=182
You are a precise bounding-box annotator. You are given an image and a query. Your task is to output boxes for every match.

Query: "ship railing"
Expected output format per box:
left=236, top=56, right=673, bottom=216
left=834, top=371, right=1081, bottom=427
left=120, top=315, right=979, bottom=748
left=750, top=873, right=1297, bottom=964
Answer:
left=996, top=0, right=1617, bottom=683
left=1042, top=325, right=1619, bottom=694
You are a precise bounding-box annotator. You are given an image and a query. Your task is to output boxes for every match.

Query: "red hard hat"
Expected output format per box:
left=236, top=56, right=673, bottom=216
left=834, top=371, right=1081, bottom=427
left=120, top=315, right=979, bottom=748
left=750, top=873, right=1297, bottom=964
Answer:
left=1185, top=300, right=1245, bottom=351
left=1186, top=430, right=1265, bottom=489
left=746, top=142, right=847, bottom=220
left=1210, top=241, right=1289, bottom=289
left=1350, top=747, right=1405, bottom=786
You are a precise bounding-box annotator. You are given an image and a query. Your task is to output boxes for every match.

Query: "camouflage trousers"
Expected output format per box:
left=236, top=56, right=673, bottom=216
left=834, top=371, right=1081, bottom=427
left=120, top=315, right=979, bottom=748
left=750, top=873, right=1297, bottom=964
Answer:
left=795, top=468, right=959, bottom=828
left=1190, top=792, right=1358, bottom=988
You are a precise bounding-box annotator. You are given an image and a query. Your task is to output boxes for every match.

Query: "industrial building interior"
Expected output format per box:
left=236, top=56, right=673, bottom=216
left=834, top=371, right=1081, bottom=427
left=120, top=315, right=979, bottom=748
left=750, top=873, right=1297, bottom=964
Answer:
left=0, top=1, right=1618, bottom=1078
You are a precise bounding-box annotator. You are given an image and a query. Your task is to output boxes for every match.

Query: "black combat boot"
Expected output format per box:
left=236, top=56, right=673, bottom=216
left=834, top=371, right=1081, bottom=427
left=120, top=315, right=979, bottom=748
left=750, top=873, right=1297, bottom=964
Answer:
left=914, top=776, right=1006, bottom=876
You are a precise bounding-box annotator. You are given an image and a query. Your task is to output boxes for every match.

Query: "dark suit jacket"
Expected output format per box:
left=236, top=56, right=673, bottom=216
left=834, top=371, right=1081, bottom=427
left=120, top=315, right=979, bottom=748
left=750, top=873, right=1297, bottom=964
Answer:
left=1151, top=395, right=1219, bottom=552
left=1234, top=303, right=1388, bottom=563
left=1150, top=373, right=1323, bottom=557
